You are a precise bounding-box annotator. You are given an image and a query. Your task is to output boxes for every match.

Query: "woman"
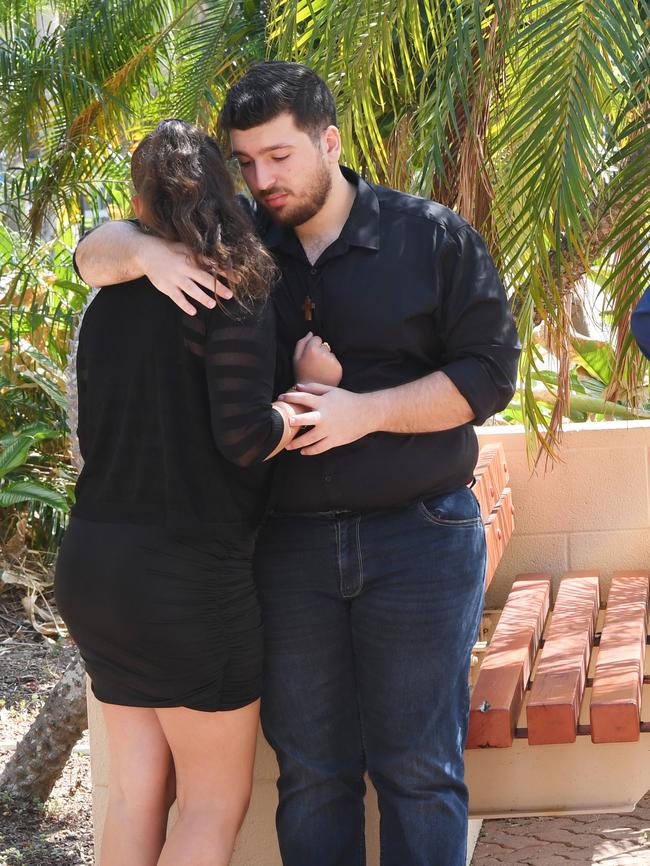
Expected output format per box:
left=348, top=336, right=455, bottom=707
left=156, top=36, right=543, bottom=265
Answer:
left=55, top=119, right=341, bottom=866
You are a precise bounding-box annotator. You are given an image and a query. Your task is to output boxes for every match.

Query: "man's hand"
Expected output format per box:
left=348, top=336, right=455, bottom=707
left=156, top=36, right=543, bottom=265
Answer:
left=75, top=221, right=234, bottom=315
left=135, top=236, right=234, bottom=315
left=278, top=383, right=377, bottom=455
left=278, top=370, right=475, bottom=455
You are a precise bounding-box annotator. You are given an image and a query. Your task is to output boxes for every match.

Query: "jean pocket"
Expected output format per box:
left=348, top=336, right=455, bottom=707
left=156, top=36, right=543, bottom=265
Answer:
left=418, top=486, right=482, bottom=527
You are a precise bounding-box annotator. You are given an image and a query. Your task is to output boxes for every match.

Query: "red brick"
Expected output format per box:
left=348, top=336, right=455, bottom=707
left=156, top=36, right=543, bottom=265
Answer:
left=527, top=572, right=599, bottom=745
left=591, top=571, right=649, bottom=743
left=468, top=574, right=551, bottom=748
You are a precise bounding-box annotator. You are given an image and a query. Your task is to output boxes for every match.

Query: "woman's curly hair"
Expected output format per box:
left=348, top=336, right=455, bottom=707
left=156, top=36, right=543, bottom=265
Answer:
left=131, top=119, right=276, bottom=308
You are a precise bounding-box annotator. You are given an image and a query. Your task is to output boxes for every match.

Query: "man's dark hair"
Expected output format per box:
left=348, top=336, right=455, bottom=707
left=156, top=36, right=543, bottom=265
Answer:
left=220, top=61, right=337, bottom=138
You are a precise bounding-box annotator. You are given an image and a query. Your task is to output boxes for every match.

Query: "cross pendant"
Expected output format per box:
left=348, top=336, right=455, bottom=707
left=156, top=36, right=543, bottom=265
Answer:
left=303, top=295, right=316, bottom=321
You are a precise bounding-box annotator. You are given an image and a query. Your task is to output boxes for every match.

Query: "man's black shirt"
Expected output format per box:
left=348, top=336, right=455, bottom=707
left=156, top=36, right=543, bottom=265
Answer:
left=73, top=167, right=521, bottom=514
left=255, top=167, right=521, bottom=513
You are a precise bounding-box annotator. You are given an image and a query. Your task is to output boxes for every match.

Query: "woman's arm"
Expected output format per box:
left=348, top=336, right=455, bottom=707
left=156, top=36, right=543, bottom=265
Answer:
left=200, top=298, right=298, bottom=466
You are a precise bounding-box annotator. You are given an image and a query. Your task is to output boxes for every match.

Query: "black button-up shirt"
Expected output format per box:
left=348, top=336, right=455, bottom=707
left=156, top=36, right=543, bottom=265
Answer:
left=255, top=167, right=521, bottom=513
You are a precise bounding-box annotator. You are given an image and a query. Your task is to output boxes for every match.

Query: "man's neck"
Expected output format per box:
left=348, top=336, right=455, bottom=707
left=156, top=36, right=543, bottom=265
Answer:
left=294, top=168, right=357, bottom=265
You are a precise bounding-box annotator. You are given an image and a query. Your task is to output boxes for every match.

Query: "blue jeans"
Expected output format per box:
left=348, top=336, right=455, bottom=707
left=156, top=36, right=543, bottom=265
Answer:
left=254, top=486, right=486, bottom=866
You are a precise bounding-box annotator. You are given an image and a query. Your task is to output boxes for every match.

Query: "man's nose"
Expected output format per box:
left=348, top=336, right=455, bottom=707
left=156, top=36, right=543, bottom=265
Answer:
left=255, top=164, right=277, bottom=191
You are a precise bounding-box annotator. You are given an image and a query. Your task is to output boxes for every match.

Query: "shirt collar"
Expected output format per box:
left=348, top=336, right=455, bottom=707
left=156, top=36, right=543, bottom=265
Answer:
left=262, top=166, right=381, bottom=254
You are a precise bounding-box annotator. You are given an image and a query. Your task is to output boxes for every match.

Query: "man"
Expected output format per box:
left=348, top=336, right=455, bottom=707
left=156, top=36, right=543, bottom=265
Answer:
left=75, top=62, right=520, bottom=866
left=631, top=287, right=650, bottom=361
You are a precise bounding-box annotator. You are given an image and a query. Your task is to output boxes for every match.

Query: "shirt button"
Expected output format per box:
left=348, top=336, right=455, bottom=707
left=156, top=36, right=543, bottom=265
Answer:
left=310, top=267, right=318, bottom=275
left=324, top=474, right=332, bottom=483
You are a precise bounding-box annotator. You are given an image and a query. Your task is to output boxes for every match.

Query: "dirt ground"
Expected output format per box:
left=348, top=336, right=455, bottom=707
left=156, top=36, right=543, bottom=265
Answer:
left=0, top=588, right=92, bottom=866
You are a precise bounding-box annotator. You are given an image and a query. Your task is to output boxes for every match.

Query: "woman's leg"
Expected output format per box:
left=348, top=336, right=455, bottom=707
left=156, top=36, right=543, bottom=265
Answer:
left=155, top=699, right=260, bottom=866
left=100, top=703, right=175, bottom=866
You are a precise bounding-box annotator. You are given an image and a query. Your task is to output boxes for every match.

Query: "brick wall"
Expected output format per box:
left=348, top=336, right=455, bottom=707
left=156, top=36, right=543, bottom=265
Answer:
left=478, top=421, right=650, bottom=609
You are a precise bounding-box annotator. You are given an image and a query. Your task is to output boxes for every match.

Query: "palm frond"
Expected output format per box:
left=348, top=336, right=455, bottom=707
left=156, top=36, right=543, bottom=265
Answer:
left=267, top=0, right=433, bottom=182
left=2, top=0, right=650, bottom=469
left=155, top=0, right=266, bottom=129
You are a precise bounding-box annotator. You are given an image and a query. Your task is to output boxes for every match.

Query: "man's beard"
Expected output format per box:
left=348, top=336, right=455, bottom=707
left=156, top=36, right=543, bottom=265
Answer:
left=259, top=161, right=332, bottom=227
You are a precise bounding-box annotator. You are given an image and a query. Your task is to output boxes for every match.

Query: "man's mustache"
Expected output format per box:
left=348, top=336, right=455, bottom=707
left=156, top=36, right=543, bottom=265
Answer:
left=259, top=188, right=290, bottom=200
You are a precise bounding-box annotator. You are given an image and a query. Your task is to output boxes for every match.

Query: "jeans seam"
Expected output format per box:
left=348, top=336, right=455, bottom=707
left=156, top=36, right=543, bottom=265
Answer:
left=335, top=519, right=345, bottom=598
left=355, top=516, right=364, bottom=592
left=351, top=616, right=368, bottom=866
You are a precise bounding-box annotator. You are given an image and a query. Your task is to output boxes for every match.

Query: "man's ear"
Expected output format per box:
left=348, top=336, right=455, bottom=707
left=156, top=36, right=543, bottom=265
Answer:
left=132, top=195, right=143, bottom=218
left=323, top=125, right=342, bottom=163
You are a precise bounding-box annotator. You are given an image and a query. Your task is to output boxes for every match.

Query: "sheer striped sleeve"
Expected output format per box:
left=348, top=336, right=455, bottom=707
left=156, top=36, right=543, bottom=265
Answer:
left=75, top=338, right=89, bottom=464
left=189, top=298, right=284, bottom=468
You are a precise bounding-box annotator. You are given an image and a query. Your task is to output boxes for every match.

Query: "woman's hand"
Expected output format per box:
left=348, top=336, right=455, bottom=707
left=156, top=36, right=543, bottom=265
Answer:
left=293, top=332, right=343, bottom=387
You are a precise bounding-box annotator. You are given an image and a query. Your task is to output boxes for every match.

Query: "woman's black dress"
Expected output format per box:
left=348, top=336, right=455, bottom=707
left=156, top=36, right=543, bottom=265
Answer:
left=55, top=279, right=283, bottom=711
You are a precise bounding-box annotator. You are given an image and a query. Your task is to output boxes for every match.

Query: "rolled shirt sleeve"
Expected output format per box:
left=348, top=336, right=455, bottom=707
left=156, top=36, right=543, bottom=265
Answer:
left=437, top=224, right=521, bottom=425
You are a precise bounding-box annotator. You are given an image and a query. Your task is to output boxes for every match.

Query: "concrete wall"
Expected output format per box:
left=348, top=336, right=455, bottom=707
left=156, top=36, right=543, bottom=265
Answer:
left=87, top=421, right=650, bottom=864
left=478, top=421, right=650, bottom=609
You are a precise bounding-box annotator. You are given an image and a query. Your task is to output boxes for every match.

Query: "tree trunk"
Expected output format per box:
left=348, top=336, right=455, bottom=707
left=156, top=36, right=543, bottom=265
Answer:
left=0, top=650, right=88, bottom=802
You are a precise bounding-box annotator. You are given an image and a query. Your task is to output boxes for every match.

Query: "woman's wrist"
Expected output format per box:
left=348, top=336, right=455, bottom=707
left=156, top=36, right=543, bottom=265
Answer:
left=263, top=403, right=299, bottom=460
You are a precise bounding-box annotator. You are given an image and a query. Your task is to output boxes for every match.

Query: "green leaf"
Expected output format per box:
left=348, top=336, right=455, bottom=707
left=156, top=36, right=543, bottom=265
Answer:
left=0, top=436, right=33, bottom=479
left=17, top=368, right=67, bottom=409
left=570, top=337, right=615, bottom=386
left=0, top=423, right=62, bottom=448
left=535, top=390, right=650, bottom=421
left=0, top=480, right=69, bottom=512
left=52, top=279, right=88, bottom=296
left=577, top=374, right=606, bottom=399
left=0, top=223, right=13, bottom=257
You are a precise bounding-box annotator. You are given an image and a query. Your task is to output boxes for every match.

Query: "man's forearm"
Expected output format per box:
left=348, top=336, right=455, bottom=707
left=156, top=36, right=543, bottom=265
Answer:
left=281, top=370, right=476, bottom=455
left=363, top=371, right=475, bottom=434
left=74, top=220, right=230, bottom=314
left=75, top=221, right=145, bottom=286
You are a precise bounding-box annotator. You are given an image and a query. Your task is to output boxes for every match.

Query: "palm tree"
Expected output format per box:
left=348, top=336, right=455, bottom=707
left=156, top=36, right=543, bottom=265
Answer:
left=1, top=0, right=649, bottom=454
left=268, top=0, right=650, bottom=455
